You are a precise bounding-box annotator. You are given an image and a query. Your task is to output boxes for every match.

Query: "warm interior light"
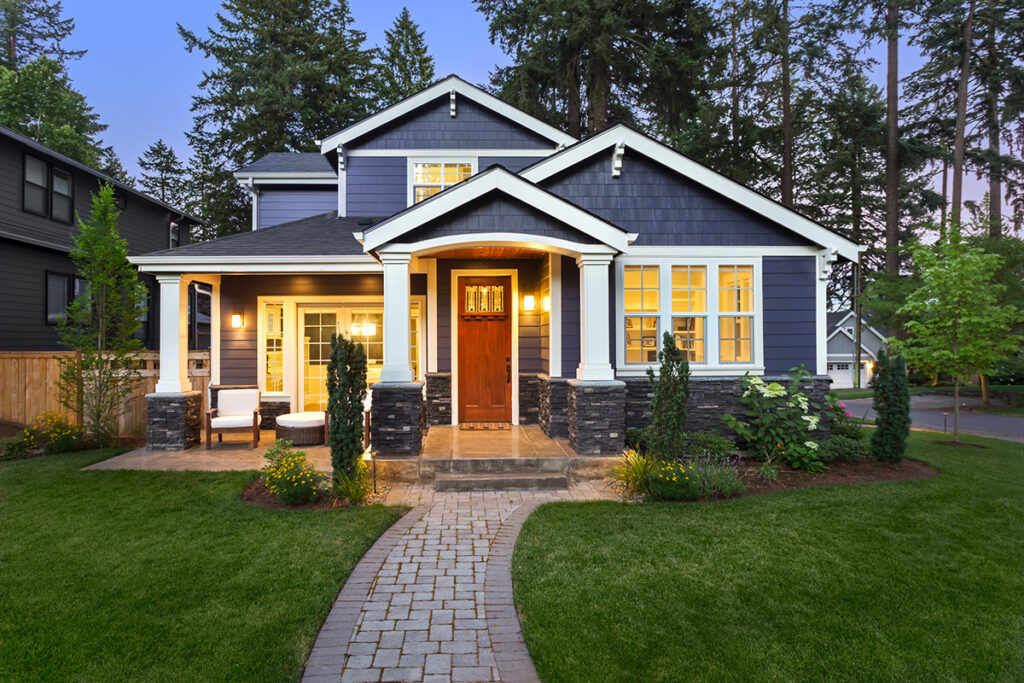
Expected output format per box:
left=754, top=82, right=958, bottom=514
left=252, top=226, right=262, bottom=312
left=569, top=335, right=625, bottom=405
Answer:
left=230, top=313, right=244, bottom=328
left=522, top=295, right=535, bottom=311
left=542, top=295, right=551, bottom=312
left=351, top=323, right=377, bottom=337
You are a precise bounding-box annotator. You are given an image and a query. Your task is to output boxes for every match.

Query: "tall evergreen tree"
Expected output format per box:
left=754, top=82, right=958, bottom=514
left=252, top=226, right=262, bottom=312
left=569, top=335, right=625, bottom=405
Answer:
left=0, top=0, right=82, bottom=70
left=178, top=0, right=374, bottom=238
left=373, top=7, right=435, bottom=107
left=137, top=139, right=186, bottom=207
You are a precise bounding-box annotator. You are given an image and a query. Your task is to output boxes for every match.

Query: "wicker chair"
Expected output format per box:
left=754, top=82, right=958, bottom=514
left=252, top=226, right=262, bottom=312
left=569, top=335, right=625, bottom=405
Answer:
left=206, top=389, right=261, bottom=449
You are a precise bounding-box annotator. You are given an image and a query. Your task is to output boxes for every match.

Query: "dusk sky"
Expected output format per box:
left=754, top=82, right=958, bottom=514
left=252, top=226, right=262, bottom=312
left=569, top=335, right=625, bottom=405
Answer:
left=61, top=0, right=990, bottom=206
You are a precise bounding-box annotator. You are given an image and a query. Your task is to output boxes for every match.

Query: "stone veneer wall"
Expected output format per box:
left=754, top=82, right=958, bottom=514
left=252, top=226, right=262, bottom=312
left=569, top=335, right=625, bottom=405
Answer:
left=538, top=375, right=570, bottom=438
left=424, top=373, right=452, bottom=425
left=567, top=379, right=626, bottom=454
left=146, top=391, right=201, bottom=450
left=518, top=373, right=542, bottom=425
left=370, top=382, right=425, bottom=456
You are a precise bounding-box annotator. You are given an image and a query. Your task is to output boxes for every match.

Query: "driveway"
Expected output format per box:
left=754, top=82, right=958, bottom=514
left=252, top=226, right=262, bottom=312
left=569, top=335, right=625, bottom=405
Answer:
left=844, top=394, right=1024, bottom=443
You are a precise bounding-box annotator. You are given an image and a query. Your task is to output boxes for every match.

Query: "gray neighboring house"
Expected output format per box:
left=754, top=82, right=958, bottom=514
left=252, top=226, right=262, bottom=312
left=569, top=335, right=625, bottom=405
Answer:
left=826, top=311, right=887, bottom=388
left=0, top=124, right=202, bottom=352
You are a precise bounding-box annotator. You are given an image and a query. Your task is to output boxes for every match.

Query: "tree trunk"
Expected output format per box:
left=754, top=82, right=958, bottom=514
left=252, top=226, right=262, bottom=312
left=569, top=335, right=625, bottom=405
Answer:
left=587, top=45, right=610, bottom=135
left=951, top=0, right=976, bottom=227
left=780, top=0, right=793, bottom=207
left=885, top=0, right=900, bottom=275
left=953, top=377, right=960, bottom=443
left=980, top=372, right=990, bottom=406
left=854, top=260, right=864, bottom=389
left=730, top=10, right=741, bottom=144
left=565, top=57, right=581, bottom=139
left=986, top=20, right=1002, bottom=237
left=940, top=157, right=949, bottom=236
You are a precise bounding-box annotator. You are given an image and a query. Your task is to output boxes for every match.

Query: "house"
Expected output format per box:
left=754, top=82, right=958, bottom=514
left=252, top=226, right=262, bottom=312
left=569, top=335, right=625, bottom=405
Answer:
left=0, top=124, right=203, bottom=352
left=826, top=311, right=886, bottom=389
left=131, top=75, right=863, bottom=455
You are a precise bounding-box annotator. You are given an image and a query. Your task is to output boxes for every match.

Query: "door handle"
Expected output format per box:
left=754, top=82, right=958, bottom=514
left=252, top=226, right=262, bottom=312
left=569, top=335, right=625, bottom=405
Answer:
left=506, top=359, right=511, bottom=383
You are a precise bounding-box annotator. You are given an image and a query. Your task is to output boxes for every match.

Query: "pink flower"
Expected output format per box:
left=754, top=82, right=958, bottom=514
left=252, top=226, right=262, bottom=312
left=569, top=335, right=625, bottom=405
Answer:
left=839, top=402, right=847, bottom=408
left=845, top=411, right=852, bottom=417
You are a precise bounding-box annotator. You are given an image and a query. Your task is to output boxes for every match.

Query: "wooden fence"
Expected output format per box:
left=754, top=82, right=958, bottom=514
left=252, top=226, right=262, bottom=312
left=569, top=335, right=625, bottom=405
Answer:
left=0, top=350, right=210, bottom=435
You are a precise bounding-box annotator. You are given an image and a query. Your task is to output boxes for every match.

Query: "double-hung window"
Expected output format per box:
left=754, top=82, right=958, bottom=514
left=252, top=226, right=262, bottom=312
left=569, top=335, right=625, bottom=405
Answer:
left=51, top=168, right=73, bottom=223
left=24, top=156, right=49, bottom=216
left=718, top=265, right=754, bottom=363
left=671, top=266, right=706, bottom=363
left=624, top=265, right=660, bottom=364
left=46, top=272, right=85, bottom=324
left=411, top=161, right=472, bottom=204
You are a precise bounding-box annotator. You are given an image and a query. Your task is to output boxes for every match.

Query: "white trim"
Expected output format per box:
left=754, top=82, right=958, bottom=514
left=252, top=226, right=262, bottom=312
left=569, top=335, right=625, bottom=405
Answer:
left=379, top=233, right=618, bottom=259
left=204, top=275, right=221, bottom=387
left=154, top=274, right=192, bottom=393
left=380, top=252, right=413, bottom=383
left=363, top=167, right=630, bottom=253
left=247, top=177, right=337, bottom=186
left=319, top=76, right=575, bottom=153
left=345, top=148, right=554, bottom=158
left=337, top=148, right=346, bottom=216
left=613, top=256, right=765, bottom=377
left=233, top=172, right=336, bottom=181
left=426, top=259, right=438, bottom=373
left=815, top=252, right=829, bottom=376
left=406, top=157, right=476, bottom=208
left=576, top=254, right=615, bottom=381
left=521, top=125, right=865, bottom=262
left=549, top=254, right=562, bottom=378
left=132, top=255, right=381, bottom=275
left=449, top=268, right=519, bottom=426
left=624, top=245, right=823, bottom=257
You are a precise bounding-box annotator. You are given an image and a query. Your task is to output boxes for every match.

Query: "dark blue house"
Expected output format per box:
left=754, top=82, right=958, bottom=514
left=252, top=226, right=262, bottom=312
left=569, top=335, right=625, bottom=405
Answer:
left=133, top=75, right=862, bottom=455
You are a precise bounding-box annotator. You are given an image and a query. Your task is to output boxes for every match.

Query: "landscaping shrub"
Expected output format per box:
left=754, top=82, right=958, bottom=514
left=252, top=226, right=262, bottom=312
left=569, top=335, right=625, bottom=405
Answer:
left=648, top=460, right=701, bottom=501
left=646, top=331, right=690, bottom=459
left=818, top=435, right=868, bottom=463
left=262, top=446, right=327, bottom=505
left=0, top=432, right=35, bottom=461
left=262, top=438, right=294, bottom=468
left=871, top=349, right=911, bottom=463
left=988, top=355, right=1024, bottom=385
left=693, top=462, right=746, bottom=498
left=32, top=412, right=86, bottom=454
left=685, top=430, right=735, bottom=461
left=609, top=449, right=654, bottom=499
left=334, top=460, right=373, bottom=505
left=625, top=427, right=649, bottom=454
left=826, top=395, right=866, bottom=441
left=326, top=333, right=367, bottom=484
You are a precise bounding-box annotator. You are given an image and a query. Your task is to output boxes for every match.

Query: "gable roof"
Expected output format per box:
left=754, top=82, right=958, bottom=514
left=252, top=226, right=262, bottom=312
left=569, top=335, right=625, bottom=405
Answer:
left=826, top=310, right=887, bottom=343
left=318, top=75, right=577, bottom=154
left=360, top=166, right=630, bottom=253
left=520, top=124, right=864, bottom=262
left=235, top=152, right=335, bottom=177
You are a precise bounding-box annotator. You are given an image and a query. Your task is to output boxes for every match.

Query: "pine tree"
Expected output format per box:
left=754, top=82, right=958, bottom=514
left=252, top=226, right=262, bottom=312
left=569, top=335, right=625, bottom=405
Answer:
left=646, top=331, right=691, bottom=460
left=137, top=139, right=186, bottom=206
left=373, top=7, right=435, bottom=107
left=178, top=0, right=374, bottom=238
left=326, top=333, right=367, bottom=482
left=869, top=348, right=910, bottom=461
left=0, top=0, right=83, bottom=70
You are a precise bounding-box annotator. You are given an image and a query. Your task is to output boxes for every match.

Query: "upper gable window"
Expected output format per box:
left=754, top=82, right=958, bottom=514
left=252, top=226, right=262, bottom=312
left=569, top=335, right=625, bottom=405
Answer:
left=24, top=155, right=49, bottom=216
left=51, top=168, right=73, bottom=223
left=411, top=161, right=473, bottom=204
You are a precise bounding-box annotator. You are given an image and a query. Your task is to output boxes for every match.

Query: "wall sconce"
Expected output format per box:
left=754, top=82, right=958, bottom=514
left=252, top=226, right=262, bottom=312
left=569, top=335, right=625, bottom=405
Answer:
left=230, top=313, right=244, bottom=328
left=542, top=295, right=551, bottom=312
left=522, top=295, right=535, bottom=311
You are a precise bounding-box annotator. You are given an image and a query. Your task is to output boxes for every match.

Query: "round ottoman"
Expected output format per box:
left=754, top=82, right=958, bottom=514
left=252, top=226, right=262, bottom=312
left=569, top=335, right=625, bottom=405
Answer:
left=275, top=411, right=327, bottom=446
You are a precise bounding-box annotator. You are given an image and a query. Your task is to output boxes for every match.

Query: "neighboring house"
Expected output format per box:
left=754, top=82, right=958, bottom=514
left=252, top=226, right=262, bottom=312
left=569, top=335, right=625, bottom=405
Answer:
left=826, top=310, right=886, bottom=389
left=0, top=124, right=203, bottom=352
left=132, top=75, right=864, bottom=454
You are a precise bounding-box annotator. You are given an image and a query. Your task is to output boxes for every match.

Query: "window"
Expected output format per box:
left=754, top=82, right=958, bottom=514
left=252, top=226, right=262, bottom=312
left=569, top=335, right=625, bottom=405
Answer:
left=24, top=155, right=49, bottom=216
left=350, top=309, right=384, bottom=385
left=835, top=363, right=850, bottom=371
left=624, top=265, right=660, bottom=364
left=672, top=266, right=706, bottom=363
left=51, top=168, right=73, bottom=223
left=264, top=304, right=284, bottom=392
left=718, top=265, right=754, bottom=363
left=410, top=302, right=421, bottom=380
left=46, top=272, right=73, bottom=323
left=412, top=161, right=472, bottom=204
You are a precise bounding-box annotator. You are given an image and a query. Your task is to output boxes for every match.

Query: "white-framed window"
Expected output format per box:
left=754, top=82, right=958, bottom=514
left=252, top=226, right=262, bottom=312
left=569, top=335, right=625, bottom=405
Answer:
left=616, top=258, right=763, bottom=374
left=408, top=159, right=474, bottom=205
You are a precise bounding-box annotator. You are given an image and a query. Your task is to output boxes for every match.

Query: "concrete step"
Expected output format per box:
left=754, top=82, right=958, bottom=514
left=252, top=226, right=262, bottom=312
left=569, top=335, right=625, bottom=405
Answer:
left=443, top=457, right=569, bottom=475
left=434, top=472, right=569, bottom=492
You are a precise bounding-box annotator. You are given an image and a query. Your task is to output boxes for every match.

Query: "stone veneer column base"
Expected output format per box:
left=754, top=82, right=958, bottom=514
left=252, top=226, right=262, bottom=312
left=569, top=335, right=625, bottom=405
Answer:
left=146, top=391, right=201, bottom=450
left=424, top=373, right=452, bottom=426
left=518, top=373, right=542, bottom=425
left=568, top=379, right=626, bottom=455
left=539, top=375, right=570, bottom=439
left=370, top=381, right=425, bottom=456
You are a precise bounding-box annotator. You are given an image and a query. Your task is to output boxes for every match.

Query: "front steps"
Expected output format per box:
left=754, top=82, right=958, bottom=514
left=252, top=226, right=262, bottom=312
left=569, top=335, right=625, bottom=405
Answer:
left=372, top=453, right=620, bottom=489
left=435, top=471, right=569, bottom=492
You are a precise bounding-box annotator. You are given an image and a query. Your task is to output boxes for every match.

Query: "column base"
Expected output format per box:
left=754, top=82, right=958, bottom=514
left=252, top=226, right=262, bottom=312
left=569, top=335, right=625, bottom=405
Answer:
left=425, top=373, right=452, bottom=426
left=370, top=381, right=425, bottom=456
left=518, top=373, right=542, bottom=425
left=567, top=379, right=625, bottom=455
left=539, top=375, right=570, bottom=439
left=146, top=391, right=201, bottom=450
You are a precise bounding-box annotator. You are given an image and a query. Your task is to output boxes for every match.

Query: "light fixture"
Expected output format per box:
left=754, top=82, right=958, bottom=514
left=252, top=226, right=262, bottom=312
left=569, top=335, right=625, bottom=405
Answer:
left=542, top=295, right=551, bottom=312
left=522, top=295, right=535, bottom=311
left=230, top=313, right=244, bottom=328
left=351, top=322, right=377, bottom=337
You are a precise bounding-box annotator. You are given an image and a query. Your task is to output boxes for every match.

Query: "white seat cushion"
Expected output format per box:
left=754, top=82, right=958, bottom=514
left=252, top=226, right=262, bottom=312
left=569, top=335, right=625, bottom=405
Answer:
left=218, top=389, right=260, bottom=417
left=211, top=414, right=260, bottom=429
left=276, top=411, right=325, bottom=428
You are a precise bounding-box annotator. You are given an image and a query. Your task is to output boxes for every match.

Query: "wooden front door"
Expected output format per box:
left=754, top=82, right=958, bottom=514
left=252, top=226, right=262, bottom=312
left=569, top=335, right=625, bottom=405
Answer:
left=458, top=276, right=512, bottom=422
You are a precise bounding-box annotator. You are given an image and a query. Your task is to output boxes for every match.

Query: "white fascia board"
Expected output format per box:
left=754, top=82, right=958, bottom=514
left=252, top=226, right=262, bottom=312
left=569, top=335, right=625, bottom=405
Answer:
left=250, top=177, right=337, bottom=186
left=233, top=172, right=336, bottom=180
left=378, top=233, right=618, bottom=258
left=318, top=76, right=576, bottom=153
left=345, top=149, right=556, bottom=158
left=361, top=168, right=630, bottom=253
left=625, top=245, right=821, bottom=257
left=521, top=125, right=865, bottom=262
left=130, top=254, right=381, bottom=274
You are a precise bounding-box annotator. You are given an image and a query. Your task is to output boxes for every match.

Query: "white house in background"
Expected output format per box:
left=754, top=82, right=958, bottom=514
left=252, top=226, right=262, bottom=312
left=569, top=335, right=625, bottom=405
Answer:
left=826, top=311, right=886, bottom=388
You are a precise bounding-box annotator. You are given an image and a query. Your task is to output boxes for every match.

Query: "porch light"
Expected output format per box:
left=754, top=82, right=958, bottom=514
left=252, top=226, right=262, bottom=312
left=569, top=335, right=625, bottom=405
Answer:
left=351, top=322, right=377, bottom=337
left=522, top=295, right=535, bottom=311
left=230, top=313, right=244, bottom=328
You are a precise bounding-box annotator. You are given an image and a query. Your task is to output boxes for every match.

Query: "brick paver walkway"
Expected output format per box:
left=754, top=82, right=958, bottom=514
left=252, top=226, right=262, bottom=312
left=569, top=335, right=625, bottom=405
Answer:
left=303, top=487, right=610, bottom=683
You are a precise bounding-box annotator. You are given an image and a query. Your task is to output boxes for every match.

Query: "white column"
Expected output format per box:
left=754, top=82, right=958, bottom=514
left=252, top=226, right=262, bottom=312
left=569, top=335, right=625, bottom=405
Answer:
left=576, top=253, right=615, bottom=381
left=207, top=276, right=221, bottom=386
left=155, top=274, right=192, bottom=393
left=380, top=252, right=413, bottom=383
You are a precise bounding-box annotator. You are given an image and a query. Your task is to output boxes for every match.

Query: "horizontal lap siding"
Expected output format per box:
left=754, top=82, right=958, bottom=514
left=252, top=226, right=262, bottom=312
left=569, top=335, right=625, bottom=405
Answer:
left=478, top=156, right=545, bottom=173
left=561, top=255, right=580, bottom=377
left=542, top=153, right=812, bottom=247
left=346, top=156, right=406, bottom=216
left=348, top=97, right=554, bottom=150
left=257, top=188, right=335, bottom=229
left=762, top=256, right=816, bottom=373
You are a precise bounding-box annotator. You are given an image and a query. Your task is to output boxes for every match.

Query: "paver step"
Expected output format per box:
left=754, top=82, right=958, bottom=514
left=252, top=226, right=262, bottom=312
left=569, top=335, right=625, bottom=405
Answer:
left=444, top=456, right=569, bottom=474
left=434, top=472, right=569, bottom=492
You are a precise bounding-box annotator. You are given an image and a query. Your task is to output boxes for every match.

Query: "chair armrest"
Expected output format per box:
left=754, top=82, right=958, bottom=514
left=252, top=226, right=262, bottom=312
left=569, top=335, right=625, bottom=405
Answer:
left=206, top=408, right=218, bottom=418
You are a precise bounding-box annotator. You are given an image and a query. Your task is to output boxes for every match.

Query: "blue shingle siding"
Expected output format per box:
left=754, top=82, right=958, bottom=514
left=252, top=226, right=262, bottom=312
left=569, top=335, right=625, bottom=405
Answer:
left=346, top=156, right=406, bottom=216
left=561, top=255, right=580, bottom=377
left=257, top=188, right=336, bottom=229
left=404, top=194, right=602, bottom=245
left=762, top=256, right=817, bottom=373
left=542, top=153, right=812, bottom=247
left=479, top=156, right=545, bottom=173
left=348, top=96, right=554, bottom=150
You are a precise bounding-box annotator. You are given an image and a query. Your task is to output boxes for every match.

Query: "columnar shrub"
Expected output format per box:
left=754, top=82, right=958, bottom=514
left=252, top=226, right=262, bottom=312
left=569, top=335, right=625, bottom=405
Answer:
left=871, top=349, right=910, bottom=463
left=646, top=331, right=690, bottom=459
left=326, top=333, right=367, bottom=483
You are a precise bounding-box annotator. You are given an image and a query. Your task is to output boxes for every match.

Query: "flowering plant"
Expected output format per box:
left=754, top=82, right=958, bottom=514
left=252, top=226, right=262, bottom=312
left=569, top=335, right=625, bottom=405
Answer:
left=825, top=394, right=866, bottom=441
left=262, top=440, right=327, bottom=505
left=648, top=460, right=701, bottom=501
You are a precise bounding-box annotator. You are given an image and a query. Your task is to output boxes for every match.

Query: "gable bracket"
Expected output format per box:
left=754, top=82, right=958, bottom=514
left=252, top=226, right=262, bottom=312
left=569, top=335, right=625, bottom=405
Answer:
left=450, top=90, right=456, bottom=117
left=818, top=247, right=838, bottom=280
left=337, top=145, right=345, bottom=172
left=611, top=141, right=625, bottom=177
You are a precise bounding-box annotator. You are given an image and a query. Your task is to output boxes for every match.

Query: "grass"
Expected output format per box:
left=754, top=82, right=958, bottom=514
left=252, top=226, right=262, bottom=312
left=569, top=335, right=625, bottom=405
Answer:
left=513, top=432, right=1024, bottom=682
left=0, top=449, right=403, bottom=681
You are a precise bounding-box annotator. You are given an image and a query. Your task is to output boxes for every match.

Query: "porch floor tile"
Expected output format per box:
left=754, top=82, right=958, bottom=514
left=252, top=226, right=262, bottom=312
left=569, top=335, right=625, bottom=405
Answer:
left=421, top=426, right=573, bottom=460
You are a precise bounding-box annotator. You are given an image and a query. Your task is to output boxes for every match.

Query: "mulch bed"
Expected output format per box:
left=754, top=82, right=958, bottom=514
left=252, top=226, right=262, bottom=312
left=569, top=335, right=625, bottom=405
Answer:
left=241, top=477, right=391, bottom=510
left=0, top=420, right=25, bottom=439
left=739, top=458, right=938, bottom=497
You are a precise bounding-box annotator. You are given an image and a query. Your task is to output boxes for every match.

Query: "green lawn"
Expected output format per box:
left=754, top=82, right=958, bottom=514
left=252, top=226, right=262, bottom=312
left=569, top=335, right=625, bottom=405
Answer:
left=513, top=432, right=1024, bottom=682
left=0, top=450, right=402, bottom=681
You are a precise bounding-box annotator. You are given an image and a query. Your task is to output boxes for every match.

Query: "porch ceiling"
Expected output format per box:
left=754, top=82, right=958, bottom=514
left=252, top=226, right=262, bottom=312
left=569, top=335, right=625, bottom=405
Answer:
left=421, top=246, right=547, bottom=260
